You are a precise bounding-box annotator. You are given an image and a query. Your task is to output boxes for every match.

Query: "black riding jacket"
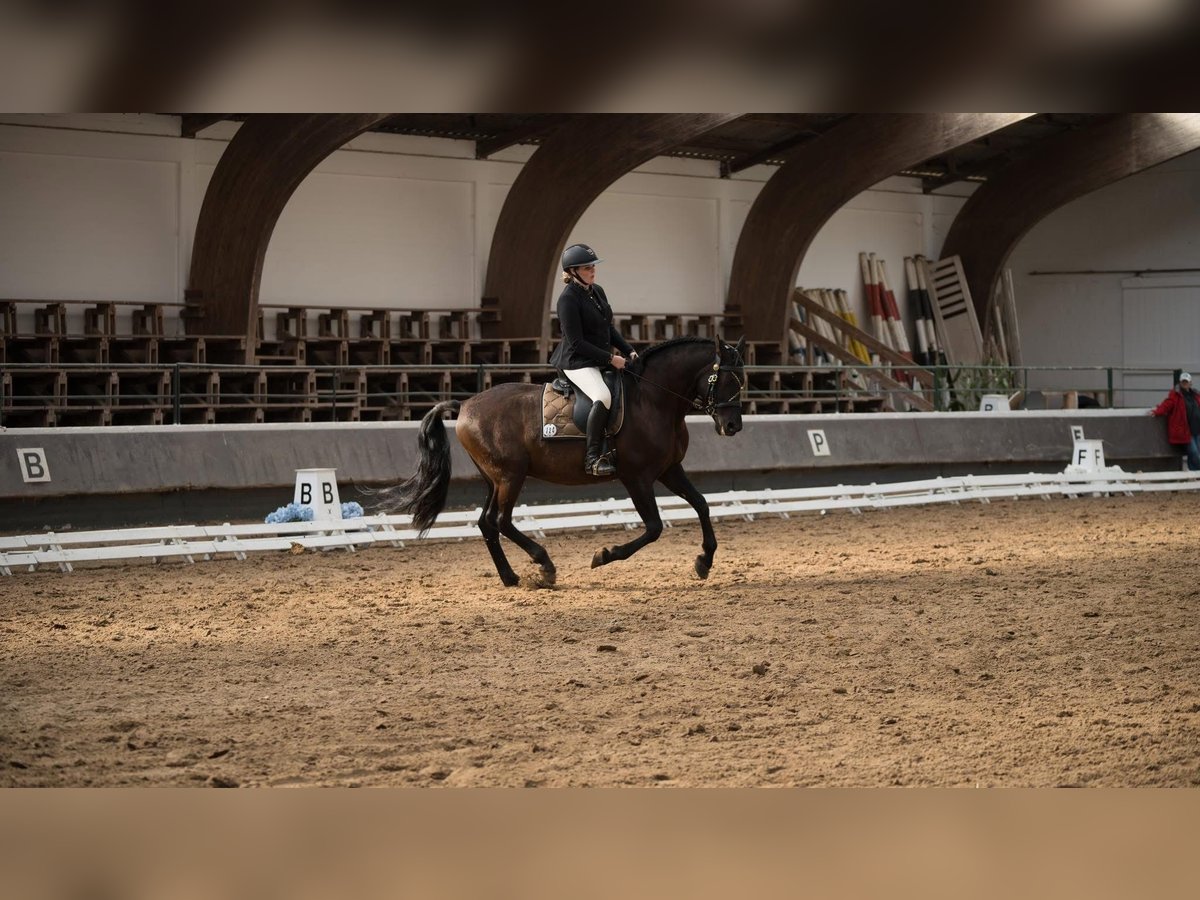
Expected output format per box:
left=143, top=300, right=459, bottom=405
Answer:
left=548, top=281, right=635, bottom=371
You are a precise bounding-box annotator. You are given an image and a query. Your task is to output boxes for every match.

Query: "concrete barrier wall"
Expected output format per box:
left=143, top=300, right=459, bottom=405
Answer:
left=1, top=410, right=1177, bottom=505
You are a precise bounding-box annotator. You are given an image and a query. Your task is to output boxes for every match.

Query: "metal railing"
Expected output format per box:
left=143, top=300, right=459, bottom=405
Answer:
left=0, top=361, right=1182, bottom=427
left=744, top=363, right=1174, bottom=413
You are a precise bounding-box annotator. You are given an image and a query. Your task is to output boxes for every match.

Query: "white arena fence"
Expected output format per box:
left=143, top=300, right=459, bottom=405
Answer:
left=3, top=467, right=1200, bottom=575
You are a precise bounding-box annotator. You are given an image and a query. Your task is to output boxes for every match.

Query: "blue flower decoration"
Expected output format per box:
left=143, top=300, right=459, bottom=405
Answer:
left=264, top=502, right=316, bottom=524
left=265, top=501, right=362, bottom=523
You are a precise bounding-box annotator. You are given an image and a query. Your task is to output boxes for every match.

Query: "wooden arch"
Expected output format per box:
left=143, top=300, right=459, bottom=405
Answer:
left=725, top=113, right=1032, bottom=341
left=940, top=113, right=1200, bottom=321
left=481, top=114, right=741, bottom=340
left=186, top=114, right=392, bottom=353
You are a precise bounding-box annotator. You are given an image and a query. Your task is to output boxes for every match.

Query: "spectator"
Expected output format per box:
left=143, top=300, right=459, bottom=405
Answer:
left=1150, top=372, right=1200, bottom=470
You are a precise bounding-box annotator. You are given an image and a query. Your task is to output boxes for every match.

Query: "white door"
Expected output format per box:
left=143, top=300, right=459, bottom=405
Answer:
left=1122, top=275, right=1200, bottom=407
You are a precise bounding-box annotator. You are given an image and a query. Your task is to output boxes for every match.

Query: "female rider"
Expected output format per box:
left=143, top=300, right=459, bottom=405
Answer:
left=548, top=243, right=638, bottom=476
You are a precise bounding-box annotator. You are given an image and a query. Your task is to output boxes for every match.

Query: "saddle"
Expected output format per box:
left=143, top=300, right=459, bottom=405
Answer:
left=541, top=370, right=625, bottom=440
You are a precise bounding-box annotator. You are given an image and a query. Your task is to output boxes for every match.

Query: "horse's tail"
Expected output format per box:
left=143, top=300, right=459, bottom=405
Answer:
left=377, top=400, right=459, bottom=536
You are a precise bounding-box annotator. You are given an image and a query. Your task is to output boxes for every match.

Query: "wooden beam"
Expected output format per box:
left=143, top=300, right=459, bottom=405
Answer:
left=180, top=114, right=226, bottom=138
left=186, top=114, right=391, bottom=354
left=726, top=114, right=1033, bottom=341
left=720, top=131, right=820, bottom=178
left=921, top=156, right=1001, bottom=193
left=475, top=116, right=565, bottom=159
left=482, top=114, right=741, bottom=341
left=940, top=113, right=1200, bottom=323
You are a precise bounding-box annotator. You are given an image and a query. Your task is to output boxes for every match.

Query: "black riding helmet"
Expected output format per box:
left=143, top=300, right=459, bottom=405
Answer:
left=561, top=243, right=603, bottom=271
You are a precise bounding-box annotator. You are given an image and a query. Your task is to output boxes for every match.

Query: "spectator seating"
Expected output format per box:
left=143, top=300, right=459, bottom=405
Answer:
left=2, top=300, right=911, bottom=427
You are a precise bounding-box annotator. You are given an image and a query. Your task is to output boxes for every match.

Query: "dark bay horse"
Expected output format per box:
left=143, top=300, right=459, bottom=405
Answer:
left=381, top=335, right=746, bottom=585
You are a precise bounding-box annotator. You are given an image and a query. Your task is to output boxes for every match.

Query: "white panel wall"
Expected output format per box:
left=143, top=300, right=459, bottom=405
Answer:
left=3, top=114, right=1195, bottom=390
left=1007, top=147, right=1200, bottom=401
left=0, top=145, right=181, bottom=305
left=262, top=172, right=475, bottom=307
left=1122, top=277, right=1200, bottom=367
left=799, top=203, right=924, bottom=338
left=569, top=192, right=722, bottom=314
left=798, top=180, right=969, bottom=350
left=0, top=118, right=958, bottom=338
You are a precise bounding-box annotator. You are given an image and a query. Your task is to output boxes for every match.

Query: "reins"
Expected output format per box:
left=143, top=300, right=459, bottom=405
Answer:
left=624, top=343, right=746, bottom=417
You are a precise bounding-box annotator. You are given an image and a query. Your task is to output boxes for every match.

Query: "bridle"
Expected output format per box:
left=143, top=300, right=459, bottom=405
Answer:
left=694, top=344, right=747, bottom=417
left=625, top=343, right=745, bottom=421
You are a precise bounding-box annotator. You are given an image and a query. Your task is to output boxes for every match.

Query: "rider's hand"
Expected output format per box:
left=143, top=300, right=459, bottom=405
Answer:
left=611, top=354, right=626, bottom=370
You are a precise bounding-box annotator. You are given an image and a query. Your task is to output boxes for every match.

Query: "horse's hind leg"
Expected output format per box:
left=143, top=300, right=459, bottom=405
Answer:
left=493, top=471, right=556, bottom=586
left=658, top=463, right=716, bottom=579
left=476, top=473, right=520, bottom=587
left=591, top=478, right=663, bottom=569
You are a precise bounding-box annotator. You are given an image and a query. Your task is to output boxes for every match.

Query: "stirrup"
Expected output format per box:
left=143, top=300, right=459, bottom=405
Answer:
left=586, top=453, right=616, bottom=476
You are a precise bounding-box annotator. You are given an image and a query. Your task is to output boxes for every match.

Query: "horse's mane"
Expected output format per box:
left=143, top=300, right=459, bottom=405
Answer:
left=638, top=335, right=719, bottom=362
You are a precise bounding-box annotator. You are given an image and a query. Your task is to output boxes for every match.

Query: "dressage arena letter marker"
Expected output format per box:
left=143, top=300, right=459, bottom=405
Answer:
left=17, top=448, right=51, bottom=483
left=979, top=394, right=1009, bottom=412
left=1072, top=439, right=1105, bottom=470
left=293, top=468, right=343, bottom=521
left=807, top=429, right=831, bottom=457
left=1070, top=425, right=1085, bottom=441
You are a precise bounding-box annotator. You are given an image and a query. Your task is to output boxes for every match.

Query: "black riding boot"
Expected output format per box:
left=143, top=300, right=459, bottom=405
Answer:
left=583, top=400, right=615, bottom=476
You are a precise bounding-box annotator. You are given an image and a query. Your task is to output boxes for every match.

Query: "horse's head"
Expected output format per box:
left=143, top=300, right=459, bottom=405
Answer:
left=702, top=335, right=746, bottom=437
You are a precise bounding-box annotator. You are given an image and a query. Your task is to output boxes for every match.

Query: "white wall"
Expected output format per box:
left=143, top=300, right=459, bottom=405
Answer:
left=1007, top=147, right=1200, bottom=402
left=0, top=116, right=957, bottom=340
left=800, top=178, right=970, bottom=348
left=0, top=123, right=189, bottom=327
left=18, top=111, right=1197, bottom=388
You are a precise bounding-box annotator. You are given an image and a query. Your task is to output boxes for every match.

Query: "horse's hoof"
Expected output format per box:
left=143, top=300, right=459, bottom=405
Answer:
left=500, top=572, right=520, bottom=587
left=541, top=567, right=557, bottom=586
left=694, top=556, right=710, bottom=580
left=591, top=548, right=610, bottom=569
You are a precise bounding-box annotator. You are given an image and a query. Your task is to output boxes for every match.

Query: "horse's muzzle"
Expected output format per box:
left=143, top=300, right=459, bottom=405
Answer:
left=718, top=420, right=742, bottom=436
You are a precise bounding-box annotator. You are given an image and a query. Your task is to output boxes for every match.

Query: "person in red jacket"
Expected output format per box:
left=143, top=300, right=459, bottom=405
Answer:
left=1150, top=372, right=1200, bottom=470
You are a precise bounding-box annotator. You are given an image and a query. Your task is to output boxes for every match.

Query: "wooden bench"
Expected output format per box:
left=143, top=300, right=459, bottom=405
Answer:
left=132, top=303, right=171, bottom=336
left=681, top=314, right=723, bottom=339
left=4, top=299, right=179, bottom=337
left=359, top=309, right=390, bottom=341
left=2, top=300, right=179, bottom=371
left=115, top=369, right=171, bottom=409
left=0, top=300, right=16, bottom=337
left=3, top=335, right=59, bottom=365
left=262, top=368, right=317, bottom=409
left=158, top=336, right=207, bottom=364
left=260, top=305, right=308, bottom=340
left=62, top=368, right=118, bottom=409
left=33, top=302, right=67, bottom=335
left=4, top=369, right=67, bottom=411
left=83, top=302, right=116, bottom=336
left=108, top=336, right=158, bottom=364
left=59, top=336, right=109, bottom=365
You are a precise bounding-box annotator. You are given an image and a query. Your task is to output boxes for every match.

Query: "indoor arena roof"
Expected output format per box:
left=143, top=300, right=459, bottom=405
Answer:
left=178, top=113, right=1106, bottom=194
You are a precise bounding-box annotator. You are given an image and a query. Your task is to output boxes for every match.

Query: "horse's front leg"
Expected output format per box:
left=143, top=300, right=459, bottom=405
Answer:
left=657, top=463, right=716, bottom=579
left=591, top=478, right=663, bottom=569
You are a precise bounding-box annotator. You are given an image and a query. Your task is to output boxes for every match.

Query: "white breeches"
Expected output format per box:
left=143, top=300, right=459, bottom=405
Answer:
left=563, top=366, right=611, bottom=409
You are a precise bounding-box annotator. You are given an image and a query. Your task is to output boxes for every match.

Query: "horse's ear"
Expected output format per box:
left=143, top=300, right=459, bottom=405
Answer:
left=734, top=335, right=746, bottom=360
